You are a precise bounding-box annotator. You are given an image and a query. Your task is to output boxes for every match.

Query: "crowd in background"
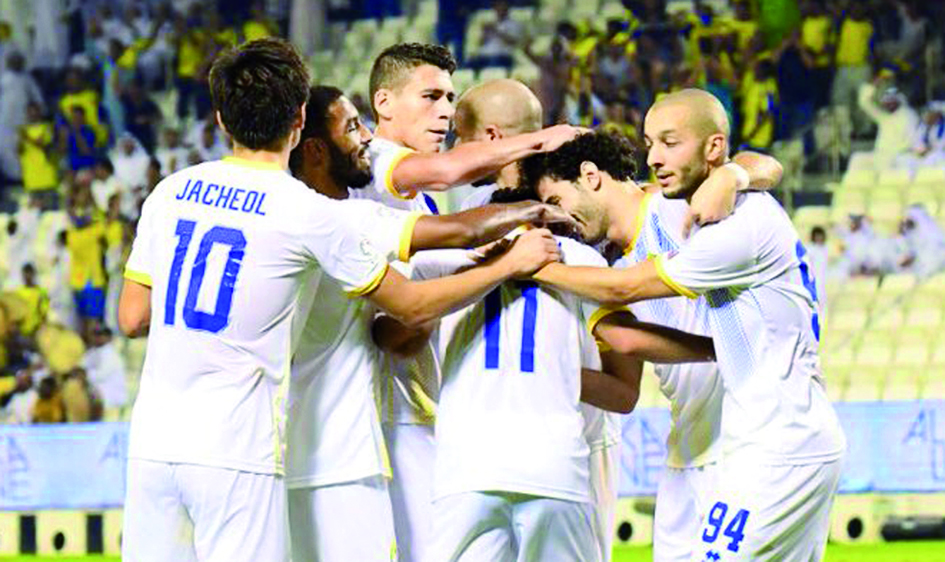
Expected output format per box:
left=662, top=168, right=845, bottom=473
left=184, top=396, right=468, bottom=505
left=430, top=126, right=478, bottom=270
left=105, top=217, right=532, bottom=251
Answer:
left=1, top=0, right=945, bottom=421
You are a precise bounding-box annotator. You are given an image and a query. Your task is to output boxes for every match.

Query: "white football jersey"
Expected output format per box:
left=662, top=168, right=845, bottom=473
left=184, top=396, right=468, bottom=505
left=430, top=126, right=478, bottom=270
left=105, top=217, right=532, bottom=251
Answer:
left=124, top=157, right=390, bottom=475
left=285, top=201, right=420, bottom=488
left=605, top=192, right=723, bottom=469
left=350, top=135, right=441, bottom=425
left=414, top=237, right=605, bottom=503
left=459, top=183, right=499, bottom=211
left=658, top=192, right=846, bottom=465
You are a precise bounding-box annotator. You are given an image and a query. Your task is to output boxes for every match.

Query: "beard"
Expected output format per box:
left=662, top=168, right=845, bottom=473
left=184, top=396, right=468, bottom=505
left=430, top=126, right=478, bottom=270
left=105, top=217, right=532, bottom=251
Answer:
left=329, top=142, right=373, bottom=189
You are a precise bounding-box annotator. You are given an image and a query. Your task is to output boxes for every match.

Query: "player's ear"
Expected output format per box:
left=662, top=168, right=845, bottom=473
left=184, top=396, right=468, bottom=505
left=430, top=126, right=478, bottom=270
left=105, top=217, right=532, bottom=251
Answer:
left=374, top=89, right=394, bottom=121
left=704, top=133, right=727, bottom=164
left=215, top=111, right=229, bottom=136
left=484, top=124, right=502, bottom=141
left=295, top=102, right=307, bottom=132
left=580, top=160, right=601, bottom=191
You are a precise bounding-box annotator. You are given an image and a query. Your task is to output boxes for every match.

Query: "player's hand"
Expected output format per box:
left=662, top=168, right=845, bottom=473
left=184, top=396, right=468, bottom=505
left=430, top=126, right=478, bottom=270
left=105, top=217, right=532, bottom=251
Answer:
left=684, top=164, right=746, bottom=237
left=515, top=202, right=579, bottom=231
left=502, top=228, right=561, bottom=277
left=536, top=125, right=584, bottom=153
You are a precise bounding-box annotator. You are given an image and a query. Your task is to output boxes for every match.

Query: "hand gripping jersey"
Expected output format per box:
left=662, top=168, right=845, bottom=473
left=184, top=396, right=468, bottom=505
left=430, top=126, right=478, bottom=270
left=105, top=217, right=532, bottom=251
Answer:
left=124, top=157, right=389, bottom=475
left=657, top=192, right=846, bottom=465
left=413, top=237, right=606, bottom=502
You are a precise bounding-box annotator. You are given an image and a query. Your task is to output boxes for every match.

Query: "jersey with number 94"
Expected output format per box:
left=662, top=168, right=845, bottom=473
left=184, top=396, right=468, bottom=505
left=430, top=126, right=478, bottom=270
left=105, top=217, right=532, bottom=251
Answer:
left=123, top=157, right=390, bottom=477
left=412, top=237, right=606, bottom=504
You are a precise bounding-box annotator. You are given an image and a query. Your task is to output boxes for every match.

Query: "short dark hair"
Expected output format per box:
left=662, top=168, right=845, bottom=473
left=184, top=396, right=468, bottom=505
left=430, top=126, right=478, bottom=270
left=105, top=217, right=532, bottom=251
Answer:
left=521, top=131, right=638, bottom=192
left=811, top=226, right=826, bottom=238
left=209, top=38, right=310, bottom=151
left=289, top=85, right=345, bottom=175
left=96, top=158, right=114, bottom=174
left=369, top=43, right=457, bottom=104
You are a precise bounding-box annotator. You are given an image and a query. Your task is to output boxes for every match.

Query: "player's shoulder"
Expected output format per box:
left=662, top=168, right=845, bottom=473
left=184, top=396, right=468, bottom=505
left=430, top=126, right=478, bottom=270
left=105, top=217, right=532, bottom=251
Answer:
left=410, top=248, right=475, bottom=280
left=557, top=236, right=607, bottom=268
left=368, top=136, right=413, bottom=160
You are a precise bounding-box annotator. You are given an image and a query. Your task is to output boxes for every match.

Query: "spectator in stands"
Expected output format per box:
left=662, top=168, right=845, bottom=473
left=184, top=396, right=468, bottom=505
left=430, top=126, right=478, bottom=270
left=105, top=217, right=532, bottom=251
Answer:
left=525, top=22, right=578, bottom=125
left=469, top=1, right=522, bottom=70
left=4, top=219, right=30, bottom=289
left=0, top=20, right=11, bottom=76
left=904, top=102, right=945, bottom=169
left=91, top=158, right=126, bottom=213
left=0, top=368, right=32, bottom=413
left=592, top=29, right=638, bottom=105
left=48, top=230, right=75, bottom=328
left=740, top=58, right=779, bottom=151
left=81, top=321, right=127, bottom=410
left=156, top=127, right=190, bottom=176
left=172, top=10, right=210, bottom=121
left=799, top=0, right=833, bottom=109
left=110, top=134, right=150, bottom=194
left=895, top=204, right=945, bottom=278
left=190, top=120, right=229, bottom=163
left=120, top=79, right=162, bottom=154
left=60, top=106, right=98, bottom=173
left=809, top=226, right=830, bottom=312
left=66, top=191, right=108, bottom=327
left=59, top=68, right=107, bottom=147
left=0, top=51, right=45, bottom=183
left=31, top=375, right=64, bottom=424
left=832, top=2, right=875, bottom=137
left=13, top=264, right=49, bottom=338
left=244, top=1, right=278, bottom=42
left=60, top=367, right=102, bottom=422
left=857, top=74, right=919, bottom=170
left=877, top=0, right=927, bottom=68
left=17, top=102, right=59, bottom=210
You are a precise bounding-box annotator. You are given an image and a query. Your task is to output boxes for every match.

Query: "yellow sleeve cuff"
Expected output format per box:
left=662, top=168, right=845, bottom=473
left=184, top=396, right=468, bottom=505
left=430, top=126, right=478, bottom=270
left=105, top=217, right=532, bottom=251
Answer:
left=587, top=306, right=629, bottom=353
left=398, top=212, right=423, bottom=262
left=654, top=255, right=698, bottom=299
left=346, top=262, right=389, bottom=298
left=123, top=269, right=153, bottom=287
left=386, top=149, right=418, bottom=200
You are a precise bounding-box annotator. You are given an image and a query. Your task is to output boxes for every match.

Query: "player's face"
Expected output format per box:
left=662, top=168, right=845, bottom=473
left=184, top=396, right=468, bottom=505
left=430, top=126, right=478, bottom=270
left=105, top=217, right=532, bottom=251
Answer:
left=644, top=105, right=710, bottom=200
left=390, top=65, right=455, bottom=153
left=327, top=97, right=373, bottom=188
left=536, top=176, right=609, bottom=245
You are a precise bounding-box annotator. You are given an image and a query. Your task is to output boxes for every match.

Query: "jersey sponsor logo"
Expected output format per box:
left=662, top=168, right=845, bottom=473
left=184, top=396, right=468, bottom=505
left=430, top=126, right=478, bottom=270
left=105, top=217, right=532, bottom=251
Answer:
left=174, top=178, right=268, bottom=216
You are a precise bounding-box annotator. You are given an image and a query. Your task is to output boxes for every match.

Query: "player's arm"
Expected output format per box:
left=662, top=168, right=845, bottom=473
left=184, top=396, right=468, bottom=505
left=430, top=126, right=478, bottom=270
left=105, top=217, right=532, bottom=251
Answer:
left=533, top=258, right=676, bottom=307
left=406, top=202, right=576, bottom=257
left=371, top=316, right=435, bottom=358
left=580, top=350, right=643, bottom=414
left=118, top=278, right=151, bottom=337
left=365, top=229, right=560, bottom=328
left=591, top=310, right=715, bottom=363
left=683, top=153, right=783, bottom=231
left=390, top=125, right=581, bottom=194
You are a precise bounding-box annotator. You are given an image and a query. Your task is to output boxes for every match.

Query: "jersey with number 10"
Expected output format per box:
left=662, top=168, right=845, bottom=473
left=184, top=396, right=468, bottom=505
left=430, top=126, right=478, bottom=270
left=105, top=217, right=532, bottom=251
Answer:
left=124, top=157, right=390, bottom=476
left=413, top=237, right=605, bottom=503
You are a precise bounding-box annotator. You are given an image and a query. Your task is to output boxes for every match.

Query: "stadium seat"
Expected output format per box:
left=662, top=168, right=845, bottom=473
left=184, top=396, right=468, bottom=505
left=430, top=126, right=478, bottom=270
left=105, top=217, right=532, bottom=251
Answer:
left=792, top=205, right=831, bottom=225
left=510, top=62, right=541, bottom=86
left=921, top=376, right=945, bottom=399
left=601, top=1, right=628, bottom=20
left=528, top=34, right=554, bottom=57
left=855, top=330, right=895, bottom=351
left=829, top=495, right=885, bottom=543
left=913, top=166, right=945, bottom=187
left=891, top=343, right=930, bottom=370
left=451, top=69, right=476, bottom=94
left=509, top=7, right=536, bottom=25
left=845, top=375, right=883, bottom=401
left=829, top=309, right=870, bottom=333
left=846, top=152, right=876, bottom=171
left=843, top=276, right=881, bottom=296
left=840, top=169, right=875, bottom=190
left=878, top=273, right=918, bottom=295
left=854, top=344, right=894, bottom=369
left=867, top=200, right=903, bottom=222
left=904, top=185, right=939, bottom=213
left=478, top=66, right=509, bottom=82
left=36, top=511, right=85, bottom=555
left=876, top=169, right=912, bottom=189
left=904, top=306, right=943, bottom=330
left=0, top=512, right=19, bottom=555
left=103, top=509, right=123, bottom=555
left=930, top=344, right=945, bottom=367
left=613, top=498, right=654, bottom=546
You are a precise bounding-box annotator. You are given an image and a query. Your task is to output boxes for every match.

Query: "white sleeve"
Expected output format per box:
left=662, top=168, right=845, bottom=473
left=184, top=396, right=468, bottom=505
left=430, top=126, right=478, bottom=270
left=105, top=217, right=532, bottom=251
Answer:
left=655, top=207, right=762, bottom=298
left=559, top=238, right=632, bottom=330
left=409, top=249, right=475, bottom=281
left=124, top=193, right=156, bottom=286
left=370, top=141, right=417, bottom=201
left=340, top=199, right=422, bottom=263
left=297, top=199, right=391, bottom=297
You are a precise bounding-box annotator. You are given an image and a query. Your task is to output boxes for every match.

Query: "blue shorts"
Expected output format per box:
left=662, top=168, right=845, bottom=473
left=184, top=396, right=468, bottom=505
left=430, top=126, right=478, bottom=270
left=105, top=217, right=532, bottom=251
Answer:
left=74, top=285, right=105, bottom=320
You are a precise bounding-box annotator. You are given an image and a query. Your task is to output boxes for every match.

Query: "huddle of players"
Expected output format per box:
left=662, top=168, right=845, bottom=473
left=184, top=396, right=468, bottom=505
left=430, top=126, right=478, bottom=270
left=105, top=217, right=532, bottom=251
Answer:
left=118, top=36, right=846, bottom=562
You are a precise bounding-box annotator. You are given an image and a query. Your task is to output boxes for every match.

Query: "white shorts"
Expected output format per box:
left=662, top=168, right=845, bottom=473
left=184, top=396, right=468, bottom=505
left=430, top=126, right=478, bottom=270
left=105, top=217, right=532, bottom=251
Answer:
left=287, top=475, right=396, bottom=562
left=383, top=423, right=435, bottom=562
left=653, top=463, right=720, bottom=562
left=691, top=458, right=843, bottom=562
left=430, top=491, right=600, bottom=562
left=589, top=444, right=620, bottom=562
left=122, top=458, right=288, bottom=562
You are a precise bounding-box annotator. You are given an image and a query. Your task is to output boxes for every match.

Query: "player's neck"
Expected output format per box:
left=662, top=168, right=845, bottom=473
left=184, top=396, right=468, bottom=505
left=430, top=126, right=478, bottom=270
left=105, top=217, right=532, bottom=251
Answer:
left=306, top=168, right=348, bottom=200
left=230, top=143, right=291, bottom=170
left=608, top=180, right=647, bottom=252
left=374, top=124, right=411, bottom=150
left=496, top=163, right=519, bottom=190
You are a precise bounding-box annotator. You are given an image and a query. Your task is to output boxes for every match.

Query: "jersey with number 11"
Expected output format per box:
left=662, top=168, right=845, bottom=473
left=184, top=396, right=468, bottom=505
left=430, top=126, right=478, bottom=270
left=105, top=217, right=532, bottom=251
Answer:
left=123, top=157, right=390, bottom=476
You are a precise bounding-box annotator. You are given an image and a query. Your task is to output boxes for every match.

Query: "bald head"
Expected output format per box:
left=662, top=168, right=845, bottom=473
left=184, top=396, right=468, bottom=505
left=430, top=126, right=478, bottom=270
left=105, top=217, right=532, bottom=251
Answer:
left=649, top=88, right=730, bottom=140
left=455, top=79, right=543, bottom=141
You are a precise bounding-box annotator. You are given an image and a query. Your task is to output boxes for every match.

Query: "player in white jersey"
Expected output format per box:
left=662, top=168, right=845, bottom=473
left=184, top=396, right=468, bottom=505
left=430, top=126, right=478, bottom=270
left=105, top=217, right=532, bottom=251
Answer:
left=282, top=85, right=579, bottom=561
left=531, top=90, right=846, bottom=561
left=353, top=43, right=583, bottom=561
left=117, top=39, right=564, bottom=562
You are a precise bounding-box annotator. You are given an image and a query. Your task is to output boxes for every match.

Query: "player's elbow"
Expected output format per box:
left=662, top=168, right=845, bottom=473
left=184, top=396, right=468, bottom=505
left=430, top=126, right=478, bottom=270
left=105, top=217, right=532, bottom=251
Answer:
left=620, top=388, right=640, bottom=414
left=118, top=307, right=148, bottom=338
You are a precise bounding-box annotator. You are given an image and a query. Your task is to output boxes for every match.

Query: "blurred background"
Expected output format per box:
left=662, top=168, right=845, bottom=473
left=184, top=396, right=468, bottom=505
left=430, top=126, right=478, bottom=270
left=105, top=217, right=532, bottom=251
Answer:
left=0, top=0, right=944, bottom=558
